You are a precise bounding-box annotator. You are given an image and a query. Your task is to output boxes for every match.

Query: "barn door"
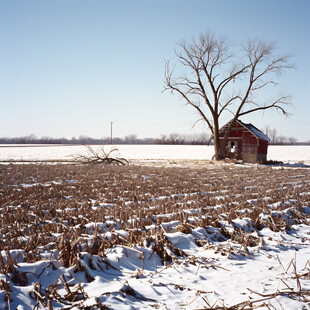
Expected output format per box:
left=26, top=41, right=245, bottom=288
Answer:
left=228, top=141, right=238, bottom=157
left=228, top=141, right=238, bottom=153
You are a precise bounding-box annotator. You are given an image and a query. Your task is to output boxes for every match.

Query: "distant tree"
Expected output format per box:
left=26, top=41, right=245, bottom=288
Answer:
left=187, top=133, right=211, bottom=145
left=164, top=32, right=293, bottom=160
left=168, top=133, right=184, bottom=144
left=124, top=134, right=138, bottom=144
left=41, top=136, right=53, bottom=144
left=158, top=135, right=167, bottom=144
left=264, top=126, right=278, bottom=144
left=276, top=135, right=288, bottom=145
left=19, top=134, right=38, bottom=144
left=156, top=133, right=210, bottom=145
left=28, top=134, right=38, bottom=142
left=264, top=125, right=271, bottom=137
left=287, top=137, right=297, bottom=145
left=78, top=135, right=91, bottom=144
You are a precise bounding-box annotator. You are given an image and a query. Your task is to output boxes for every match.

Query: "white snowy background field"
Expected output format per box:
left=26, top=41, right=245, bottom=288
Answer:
left=0, top=145, right=310, bottom=165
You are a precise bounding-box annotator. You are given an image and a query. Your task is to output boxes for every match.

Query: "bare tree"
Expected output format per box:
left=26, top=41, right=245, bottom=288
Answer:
left=287, top=137, right=297, bottom=145
left=124, top=134, right=138, bottom=144
left=264, top=125, right=271, bottom=137
left=164, top=33, right=293, bottom=160
left=264, top=126, right=278, bottom=144
left=169, top=133, right=184, bottom=144
left=276, top=135, right=288, bottom=145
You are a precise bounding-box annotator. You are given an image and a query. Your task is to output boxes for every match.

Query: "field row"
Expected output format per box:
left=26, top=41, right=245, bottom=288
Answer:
left=0, top=163, right=310, bottom=309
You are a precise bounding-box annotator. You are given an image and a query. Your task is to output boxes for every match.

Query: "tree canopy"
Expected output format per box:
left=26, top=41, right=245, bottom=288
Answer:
left=164, top=33, right=293, bottom=160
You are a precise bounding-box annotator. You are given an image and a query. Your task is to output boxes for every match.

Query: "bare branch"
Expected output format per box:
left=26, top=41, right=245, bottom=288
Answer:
left=75, top=145, right=128, bottom=165
left=164, top=32, right=293, bottom=160
left=218, top=95, right=242, bottom=116
left=239, top=96, right=291, bottom=117
left=164, top=60, right=214, bottom=133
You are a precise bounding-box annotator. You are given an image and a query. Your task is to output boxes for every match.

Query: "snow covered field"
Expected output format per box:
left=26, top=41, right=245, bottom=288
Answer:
left=0, top=149, right=310, bottom=309
left=0, top=144, right=310, bottom=164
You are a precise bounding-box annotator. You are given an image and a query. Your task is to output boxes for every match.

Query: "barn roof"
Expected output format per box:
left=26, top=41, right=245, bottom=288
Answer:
left=220, top=119, right=271, bottom=141
left=238, top=120, right=270, bottom=141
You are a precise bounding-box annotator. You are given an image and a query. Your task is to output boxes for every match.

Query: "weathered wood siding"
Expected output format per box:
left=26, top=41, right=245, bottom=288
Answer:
left=219, top=121, right=268, bottom=163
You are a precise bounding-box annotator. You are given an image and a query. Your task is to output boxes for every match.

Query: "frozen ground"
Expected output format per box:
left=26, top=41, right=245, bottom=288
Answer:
left=1, top=225, right=310, bottom=309
left=0, top=144, right=309, bottom=164
left=0, top=151, right=310, bottom=309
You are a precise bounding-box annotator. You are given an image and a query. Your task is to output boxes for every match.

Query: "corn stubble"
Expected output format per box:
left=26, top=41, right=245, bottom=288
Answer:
left=0, top=163, right=309, bottom=308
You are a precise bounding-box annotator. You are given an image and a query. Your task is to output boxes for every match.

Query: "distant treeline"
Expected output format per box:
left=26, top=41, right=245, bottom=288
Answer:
left=0, top=133, right=308, bottom=145
left=0, top=133, right=212, bottom=145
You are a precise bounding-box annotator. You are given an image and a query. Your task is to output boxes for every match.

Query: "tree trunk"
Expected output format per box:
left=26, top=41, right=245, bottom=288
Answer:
left=213, top=119, right=225, bottom=160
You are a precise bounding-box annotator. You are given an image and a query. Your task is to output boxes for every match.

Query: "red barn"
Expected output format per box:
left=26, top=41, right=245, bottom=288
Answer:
left=219, top=119, right=270, bottom=163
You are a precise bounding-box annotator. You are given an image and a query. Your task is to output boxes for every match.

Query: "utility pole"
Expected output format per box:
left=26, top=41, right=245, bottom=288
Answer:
left=110, top=122, right=113, bottom=144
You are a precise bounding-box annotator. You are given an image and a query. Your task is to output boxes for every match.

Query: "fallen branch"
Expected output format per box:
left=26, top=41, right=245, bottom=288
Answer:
left=75, top=145, right=128, bottom=165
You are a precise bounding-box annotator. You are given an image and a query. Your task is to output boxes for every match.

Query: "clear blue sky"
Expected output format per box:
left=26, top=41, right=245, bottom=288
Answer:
left=1, top=0, right=309, bottom=141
